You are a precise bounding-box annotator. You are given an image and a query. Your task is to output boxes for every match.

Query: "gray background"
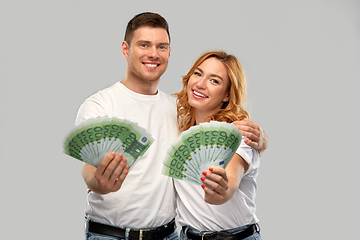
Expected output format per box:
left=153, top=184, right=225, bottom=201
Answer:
left=1, top=0, right=359, bottom=239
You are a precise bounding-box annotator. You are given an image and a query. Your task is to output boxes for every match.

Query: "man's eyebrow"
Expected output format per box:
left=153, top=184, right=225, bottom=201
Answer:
left=135, top=40, right=170, bottom=46
left=135, top=40, right=151, bottom=44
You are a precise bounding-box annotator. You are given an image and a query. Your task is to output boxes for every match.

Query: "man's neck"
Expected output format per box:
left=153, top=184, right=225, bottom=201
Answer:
left=121, top=77, right=159, bottom=95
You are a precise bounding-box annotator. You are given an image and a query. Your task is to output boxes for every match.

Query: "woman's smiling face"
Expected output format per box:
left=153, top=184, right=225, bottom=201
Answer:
left=187, top=57, right=230, bottom=117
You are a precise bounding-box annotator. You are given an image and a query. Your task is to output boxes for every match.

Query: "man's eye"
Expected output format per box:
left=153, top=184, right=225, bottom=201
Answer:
left=159, top=46, right=168, bottom=50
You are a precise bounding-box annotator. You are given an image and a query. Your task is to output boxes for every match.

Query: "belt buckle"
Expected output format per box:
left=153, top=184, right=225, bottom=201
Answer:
left=139, top=229, right=145, bottom=240
left=139, top=228, right=151, bottom=240
left=201, top=231, right=214, bottom=240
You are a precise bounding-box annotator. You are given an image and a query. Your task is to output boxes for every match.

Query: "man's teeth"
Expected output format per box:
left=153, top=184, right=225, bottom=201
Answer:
left=145, top=63, right=158, bottom=67
left=193, top=90, right=207, bottom=98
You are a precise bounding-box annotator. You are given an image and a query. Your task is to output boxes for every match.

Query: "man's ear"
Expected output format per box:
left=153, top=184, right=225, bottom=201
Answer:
left=121, top=41, right=130, bottom=59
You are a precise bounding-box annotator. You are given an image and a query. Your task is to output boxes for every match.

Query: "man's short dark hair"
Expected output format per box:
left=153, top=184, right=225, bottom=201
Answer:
left=124, top=12, right=170, bottom=45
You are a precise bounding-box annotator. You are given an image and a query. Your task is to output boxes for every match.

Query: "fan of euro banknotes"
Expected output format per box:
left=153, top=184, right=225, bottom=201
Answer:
left=62, top=116, right=154, bottom=170
left=162, top=121, right=242, bottom=185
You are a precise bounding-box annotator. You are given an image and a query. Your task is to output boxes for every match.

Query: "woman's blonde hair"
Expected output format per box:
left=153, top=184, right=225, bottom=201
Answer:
left=173, top=51, right=249, bottom=131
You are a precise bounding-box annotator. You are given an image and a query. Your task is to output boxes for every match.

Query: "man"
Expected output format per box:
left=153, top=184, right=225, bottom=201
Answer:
left=76, top=12, right=267, bottom=240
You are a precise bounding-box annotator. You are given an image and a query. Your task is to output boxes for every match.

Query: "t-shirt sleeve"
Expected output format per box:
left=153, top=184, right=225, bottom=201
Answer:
left=75, top=95, right=108, bottom=125
left=235, top=139, right=260, bottom=176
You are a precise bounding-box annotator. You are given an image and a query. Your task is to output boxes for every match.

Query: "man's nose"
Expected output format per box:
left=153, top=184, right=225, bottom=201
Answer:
left=147, top=46, right=159, bottom=59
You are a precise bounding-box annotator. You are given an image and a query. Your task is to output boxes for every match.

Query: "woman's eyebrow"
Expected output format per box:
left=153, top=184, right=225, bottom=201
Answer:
left=210, top=74, right=223, bottom=81
left=195, top=67, right=223, bottom=81
left=194, top=67, right=203, bottom=73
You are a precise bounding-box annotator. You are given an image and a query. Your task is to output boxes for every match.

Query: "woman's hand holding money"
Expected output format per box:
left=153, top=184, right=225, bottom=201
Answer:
left=201, top=152, right=248, bottom=205
left=201, top=167, right=230, bottom=205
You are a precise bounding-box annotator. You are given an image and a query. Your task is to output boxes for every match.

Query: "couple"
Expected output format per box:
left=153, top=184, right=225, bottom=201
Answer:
left=76, top=12, right=267, bottom=240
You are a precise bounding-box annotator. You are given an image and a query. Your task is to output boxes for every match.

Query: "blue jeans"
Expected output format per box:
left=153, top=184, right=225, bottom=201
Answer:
left=180, top=224, right=262, bottom=240
left=85, top=227, right=179, bottom=240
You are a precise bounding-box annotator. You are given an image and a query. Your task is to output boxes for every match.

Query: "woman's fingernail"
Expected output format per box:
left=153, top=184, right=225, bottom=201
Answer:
left=201, top=177, right=205, bottom=181
left=201, top=184, right=205, bottom=189
left=202, top=171, right=207, bottom=176
left=209, top=167, right=213, bottom=171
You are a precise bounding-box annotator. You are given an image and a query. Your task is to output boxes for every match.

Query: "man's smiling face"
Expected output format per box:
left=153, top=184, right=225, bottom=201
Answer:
left=123, top=26, right=171, bottom=83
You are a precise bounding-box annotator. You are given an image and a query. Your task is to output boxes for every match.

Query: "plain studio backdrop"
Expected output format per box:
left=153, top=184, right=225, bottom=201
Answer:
left=1, top=0, right=359, bottom=239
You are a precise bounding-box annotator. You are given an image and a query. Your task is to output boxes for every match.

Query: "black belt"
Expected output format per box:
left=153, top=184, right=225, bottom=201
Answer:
left=88, top=219, right=175, bottom=240
left=182, top=224, right=258, bottom=240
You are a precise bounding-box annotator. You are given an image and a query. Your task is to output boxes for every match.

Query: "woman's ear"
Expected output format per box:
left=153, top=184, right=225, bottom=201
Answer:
left=223, top=94, right=229, bottom=102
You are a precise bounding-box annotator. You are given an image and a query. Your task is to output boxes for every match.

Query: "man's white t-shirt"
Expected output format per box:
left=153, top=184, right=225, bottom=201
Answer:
left=76, top=82, right=179, bottom=228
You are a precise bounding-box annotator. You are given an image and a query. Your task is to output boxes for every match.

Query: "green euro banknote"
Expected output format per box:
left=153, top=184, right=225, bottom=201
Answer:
left=63, top=116, right=154, bottom=169
left=162, top=121, right=242, bottom=185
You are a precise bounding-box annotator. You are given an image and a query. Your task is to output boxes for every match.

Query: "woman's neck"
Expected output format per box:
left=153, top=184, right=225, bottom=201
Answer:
left=194, top=111, right=211, bottom=125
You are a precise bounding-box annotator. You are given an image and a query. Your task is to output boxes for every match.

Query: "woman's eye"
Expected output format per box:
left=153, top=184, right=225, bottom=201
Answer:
left=194, top=72, right=201, bottom=77
left=211, top=79, right=219, bottom=84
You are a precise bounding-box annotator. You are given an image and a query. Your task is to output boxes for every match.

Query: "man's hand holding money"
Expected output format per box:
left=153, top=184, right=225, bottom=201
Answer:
left=82, top=152, right=129, bottom=195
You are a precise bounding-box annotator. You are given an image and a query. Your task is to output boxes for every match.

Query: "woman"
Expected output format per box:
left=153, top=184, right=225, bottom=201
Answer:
left=173, top=51, right=263, bottom=240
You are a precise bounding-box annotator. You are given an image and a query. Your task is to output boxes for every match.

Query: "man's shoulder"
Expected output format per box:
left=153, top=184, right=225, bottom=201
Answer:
left=85, top=82, right=119, bottom=101
left=158, top=89, right=176, bottom=104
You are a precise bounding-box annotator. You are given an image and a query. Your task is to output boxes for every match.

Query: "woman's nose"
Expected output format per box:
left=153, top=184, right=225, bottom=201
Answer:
left=195, top=77, right=206, bottom=89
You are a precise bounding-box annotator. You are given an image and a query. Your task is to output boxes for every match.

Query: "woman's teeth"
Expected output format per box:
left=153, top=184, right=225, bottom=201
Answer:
left=193, top=90, right=207, bottom=98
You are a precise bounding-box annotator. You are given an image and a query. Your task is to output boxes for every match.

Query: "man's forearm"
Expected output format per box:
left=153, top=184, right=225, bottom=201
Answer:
left=81, top=163, right=103, bottom=194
